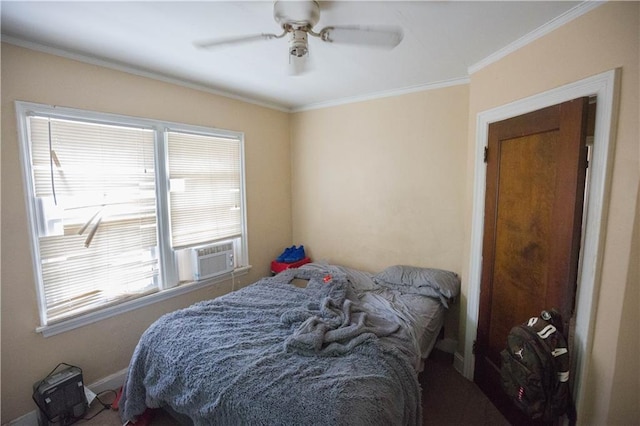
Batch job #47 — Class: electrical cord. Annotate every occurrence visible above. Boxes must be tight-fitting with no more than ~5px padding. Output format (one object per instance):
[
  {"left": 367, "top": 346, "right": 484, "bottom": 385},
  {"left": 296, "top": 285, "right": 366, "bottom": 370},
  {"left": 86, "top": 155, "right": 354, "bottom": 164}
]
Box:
[
  {"left": 81, "top": 389, "right": 118, "bottom": 422},
  {"left": 232, "top": 269, "right": 236, "bottom": 291}
]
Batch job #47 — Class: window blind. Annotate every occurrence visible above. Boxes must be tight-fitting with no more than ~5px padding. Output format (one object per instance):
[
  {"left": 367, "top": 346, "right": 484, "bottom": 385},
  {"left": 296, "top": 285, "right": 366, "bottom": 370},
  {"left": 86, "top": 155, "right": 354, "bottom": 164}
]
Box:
[
  {"left": 28, "top": 116, "right": 159, "bottom": 323},
  {"left": 167, "top": 131, "right": 242, "bottom": 248}
]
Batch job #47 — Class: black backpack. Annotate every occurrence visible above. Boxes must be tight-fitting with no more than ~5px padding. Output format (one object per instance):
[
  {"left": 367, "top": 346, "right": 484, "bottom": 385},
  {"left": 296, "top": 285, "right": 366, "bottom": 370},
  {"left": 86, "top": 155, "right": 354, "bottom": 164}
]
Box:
[{"left": 500, "top": 310, "right": 575, "bottom": 423}]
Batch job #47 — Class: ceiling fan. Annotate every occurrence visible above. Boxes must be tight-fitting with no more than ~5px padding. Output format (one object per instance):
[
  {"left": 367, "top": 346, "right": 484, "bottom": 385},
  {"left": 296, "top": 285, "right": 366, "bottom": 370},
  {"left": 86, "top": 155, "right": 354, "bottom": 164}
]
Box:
[{"left": 194, "top": 1, "right": 404, "bottom": 74}]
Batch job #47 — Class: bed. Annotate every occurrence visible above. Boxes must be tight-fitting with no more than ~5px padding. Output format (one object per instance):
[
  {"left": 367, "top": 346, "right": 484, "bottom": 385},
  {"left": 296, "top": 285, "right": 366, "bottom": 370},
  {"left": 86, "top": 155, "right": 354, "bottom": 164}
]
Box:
[{"left": 120, "top": 262, "right": 460, "bottom": 426}]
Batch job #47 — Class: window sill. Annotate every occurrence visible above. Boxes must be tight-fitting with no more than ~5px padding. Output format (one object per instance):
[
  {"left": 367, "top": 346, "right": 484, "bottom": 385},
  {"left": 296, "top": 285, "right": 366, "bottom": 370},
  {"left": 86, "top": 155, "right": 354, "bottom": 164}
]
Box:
[{"left": 36, "top": 266, "right": 251, "bottom": 337}]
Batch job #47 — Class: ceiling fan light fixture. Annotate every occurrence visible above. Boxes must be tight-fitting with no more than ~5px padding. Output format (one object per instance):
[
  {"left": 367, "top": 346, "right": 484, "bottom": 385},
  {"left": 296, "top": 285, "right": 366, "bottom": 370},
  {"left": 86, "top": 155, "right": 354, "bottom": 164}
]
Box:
[
  {"left": 289, "top": 29, "right": 309, "bottom": 58},
  {"left": 194, "top": 0, "right": 404, "bottom": 73}
]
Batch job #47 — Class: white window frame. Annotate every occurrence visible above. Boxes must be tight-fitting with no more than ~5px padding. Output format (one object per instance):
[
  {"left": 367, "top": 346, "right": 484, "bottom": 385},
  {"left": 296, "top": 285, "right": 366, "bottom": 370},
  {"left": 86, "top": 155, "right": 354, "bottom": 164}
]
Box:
[{"left": 15, "top": 101, "right": 250, "bottom": 337}]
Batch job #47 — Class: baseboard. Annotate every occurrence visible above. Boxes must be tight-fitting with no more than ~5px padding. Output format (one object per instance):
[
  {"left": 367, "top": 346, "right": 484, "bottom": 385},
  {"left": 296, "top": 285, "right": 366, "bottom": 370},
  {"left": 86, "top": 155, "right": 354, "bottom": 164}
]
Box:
[
  {"left": 87, "top": 367, "right": 128, "bottom": 395},
  {"left": 453, "top": 351, "right": 465, "bottom": 375},
  {"left": 8, "top": 368, "right": 128, "bottom": 426},
  {"left": 6, "top": 411, "right": 38, "bottom": 426},
  {"left": 435, "top": 337, "right": 458, "bottom": 354}
]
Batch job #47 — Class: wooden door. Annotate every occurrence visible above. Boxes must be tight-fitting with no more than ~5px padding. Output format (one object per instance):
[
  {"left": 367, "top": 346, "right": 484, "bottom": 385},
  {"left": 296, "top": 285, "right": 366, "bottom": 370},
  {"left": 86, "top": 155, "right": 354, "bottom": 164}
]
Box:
[{"left": 474, "top": 98, "right": 589, "bottom": 424}]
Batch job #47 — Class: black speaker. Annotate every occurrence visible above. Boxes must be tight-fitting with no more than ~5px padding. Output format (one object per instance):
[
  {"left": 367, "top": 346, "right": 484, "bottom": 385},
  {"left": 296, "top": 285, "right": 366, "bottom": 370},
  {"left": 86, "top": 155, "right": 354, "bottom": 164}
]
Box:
[{"left": 33, "top": 365, "right": 88, "bottom": 426}]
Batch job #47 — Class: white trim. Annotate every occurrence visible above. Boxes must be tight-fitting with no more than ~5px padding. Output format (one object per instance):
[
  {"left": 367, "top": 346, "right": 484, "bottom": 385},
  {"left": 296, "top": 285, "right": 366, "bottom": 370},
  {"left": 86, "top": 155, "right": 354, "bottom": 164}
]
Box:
[
  {"left": 468, "top": 1, "right": 605, "bottom": 75},
  {"left": 87, "top": 367, "right": 129, "bottom": 395},
  {"left": 291, "top": 77, "right": 470, "bottom": 113},
  {"left": 36, "top": 266, "right": 250, "bottom": 337},
  {"left": 14, "top": 103, "right": 50, "bottom": 326},
  {"left": 8, "top": 410, "right": 38, "bottom": 426},
  {"left": 464, "top": 69, "right": 620, "bottom": 422},
  {"left": 1, "top": 35, "right": 291, "bottom": 113},
  {"left": 3, "top": 34, "right": 469, "bottom": 114},
  {"left": 453, "top": 351, "right": 465, "bottom": 375}
]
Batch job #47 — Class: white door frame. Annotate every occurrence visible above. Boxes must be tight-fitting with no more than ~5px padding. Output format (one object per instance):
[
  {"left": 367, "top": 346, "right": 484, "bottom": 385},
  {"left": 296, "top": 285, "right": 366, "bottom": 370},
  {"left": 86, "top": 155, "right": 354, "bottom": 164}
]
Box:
[{"left": 463, "top": 69, "right": 620, "bottom": 416}]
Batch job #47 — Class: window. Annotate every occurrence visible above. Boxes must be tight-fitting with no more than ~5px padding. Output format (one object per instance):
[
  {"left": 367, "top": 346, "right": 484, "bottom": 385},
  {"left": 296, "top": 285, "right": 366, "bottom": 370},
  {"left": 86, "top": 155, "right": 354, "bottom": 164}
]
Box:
[
  {"left": 167, "top": 130, "right": 243, "bottom": 248},
  {"left": 16, "top": 102, "right": 249, "bottom": 335}
]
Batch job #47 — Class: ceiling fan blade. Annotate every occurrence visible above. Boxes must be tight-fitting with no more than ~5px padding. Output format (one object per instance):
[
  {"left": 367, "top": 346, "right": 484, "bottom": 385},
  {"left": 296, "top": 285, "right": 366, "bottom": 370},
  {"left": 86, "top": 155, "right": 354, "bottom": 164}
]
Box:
[
  {"left": 319, "top": 25, "right": 404, "bottom": 49},
  {"left": 194, "top": 33, "right": 282, "bottom": 50}
]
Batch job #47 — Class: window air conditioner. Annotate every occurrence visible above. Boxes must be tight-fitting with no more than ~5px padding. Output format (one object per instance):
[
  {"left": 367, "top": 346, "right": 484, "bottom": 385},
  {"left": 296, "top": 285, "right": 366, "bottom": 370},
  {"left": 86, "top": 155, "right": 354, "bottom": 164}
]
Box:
[{"left": 184, "top": 241, "right": 234, "bottom": 281}]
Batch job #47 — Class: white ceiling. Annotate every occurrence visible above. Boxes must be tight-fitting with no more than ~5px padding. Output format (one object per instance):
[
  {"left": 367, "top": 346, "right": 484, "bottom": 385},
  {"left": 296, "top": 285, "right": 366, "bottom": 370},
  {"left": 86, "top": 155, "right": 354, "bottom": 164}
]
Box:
[{"left": 1, "top": 1, "right": 588, "bottom": 111}]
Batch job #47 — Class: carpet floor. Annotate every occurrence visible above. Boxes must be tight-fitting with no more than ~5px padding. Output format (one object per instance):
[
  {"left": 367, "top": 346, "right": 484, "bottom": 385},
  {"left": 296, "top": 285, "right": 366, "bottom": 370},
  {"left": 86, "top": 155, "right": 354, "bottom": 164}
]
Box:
[
  {"left": 83, "top": 350, "right": 509, "bottom": 425},
  {"left": 420, "top": 351, "right": 510, "bottom": 425}
]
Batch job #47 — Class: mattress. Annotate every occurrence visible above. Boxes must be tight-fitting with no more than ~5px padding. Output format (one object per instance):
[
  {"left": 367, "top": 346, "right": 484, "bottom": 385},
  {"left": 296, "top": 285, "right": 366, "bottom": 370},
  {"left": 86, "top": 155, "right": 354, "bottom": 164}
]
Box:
[{"left": 120, "top": 262, "right": 459, "bottom": 426}]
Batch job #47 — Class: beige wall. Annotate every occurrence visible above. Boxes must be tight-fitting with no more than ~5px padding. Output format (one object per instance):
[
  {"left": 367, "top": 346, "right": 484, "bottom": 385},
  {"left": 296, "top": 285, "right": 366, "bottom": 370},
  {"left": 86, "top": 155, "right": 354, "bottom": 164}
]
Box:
[
  {"left": 463, "top": 2, "right": 639, "bottom": 423},
  {"left": 291, "top": 86, "right": 469, "bottom": 273},
  {"left": 290, "top": 84, "right": 469, "bottom": 340},
  {"left": 0, "top": 43, "right": 292, "bottom": 422},
  {"left": 607, "top": 182, "right": 640, "bottom": 425}
]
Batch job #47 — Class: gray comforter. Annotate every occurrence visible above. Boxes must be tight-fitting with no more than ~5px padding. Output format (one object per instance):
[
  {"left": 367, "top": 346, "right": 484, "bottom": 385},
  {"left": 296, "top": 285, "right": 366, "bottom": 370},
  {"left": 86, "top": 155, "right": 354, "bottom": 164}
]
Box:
[{"left": 120, "top": 268, "right": 422, "bottom": 425}]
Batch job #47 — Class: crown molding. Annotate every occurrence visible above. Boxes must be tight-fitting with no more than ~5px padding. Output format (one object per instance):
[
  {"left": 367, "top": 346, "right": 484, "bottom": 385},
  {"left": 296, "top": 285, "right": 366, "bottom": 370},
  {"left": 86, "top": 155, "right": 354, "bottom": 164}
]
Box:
[
  {"left": 468, "top": 1, "right": 605, "bottom": 76},
  {"left": 1, "top": 35, "right": 292, "bottom": 113},
  {"left": 2, "top": 35, "right": 470, "bottom": 114},
  {"left": 291, "top": 77, "right": 470, "bottom": 113}
]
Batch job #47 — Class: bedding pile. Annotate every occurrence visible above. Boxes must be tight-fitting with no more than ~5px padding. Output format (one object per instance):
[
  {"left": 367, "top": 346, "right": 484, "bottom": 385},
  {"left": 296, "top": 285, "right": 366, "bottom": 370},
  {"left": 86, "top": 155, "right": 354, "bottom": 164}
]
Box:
[
  {"left": 120, "top": 267, "right": 426, "bottom": 425},
  {"left": 281, "top": 270, "right": 400, "bottom": 356}
]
